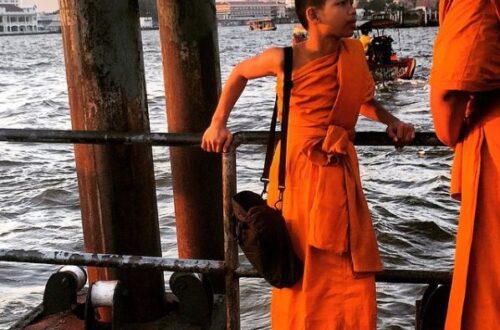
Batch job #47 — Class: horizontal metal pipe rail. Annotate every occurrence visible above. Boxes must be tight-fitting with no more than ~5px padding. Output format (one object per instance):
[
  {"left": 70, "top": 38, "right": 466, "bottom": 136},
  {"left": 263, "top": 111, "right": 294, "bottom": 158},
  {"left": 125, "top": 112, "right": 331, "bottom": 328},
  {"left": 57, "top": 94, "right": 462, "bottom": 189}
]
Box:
[
  {"left": 0, "top": 128, "right": 449, "bottom": 329},
  {"left": 0, "top": 129, "right": 444, "bottom": 146},
  {"left": 0, "top": 128, "right": 202, "bottom": 146},
  {"left": 234, "top": 264, "right": 451, "bottom": 284},
  {"left": 0, "top": 249, "right": 452, "bottom": 284},
  {"left": 0, "top": 249, "right": 226, "bottom": 274}
]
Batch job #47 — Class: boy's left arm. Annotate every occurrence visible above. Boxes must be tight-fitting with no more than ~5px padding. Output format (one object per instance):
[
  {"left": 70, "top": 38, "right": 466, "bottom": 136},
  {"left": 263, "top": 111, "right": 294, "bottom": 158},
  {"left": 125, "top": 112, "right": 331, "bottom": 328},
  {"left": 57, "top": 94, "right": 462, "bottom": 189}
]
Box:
[{"left": 360, "top": 99, "right": 415, "bottom": 147}]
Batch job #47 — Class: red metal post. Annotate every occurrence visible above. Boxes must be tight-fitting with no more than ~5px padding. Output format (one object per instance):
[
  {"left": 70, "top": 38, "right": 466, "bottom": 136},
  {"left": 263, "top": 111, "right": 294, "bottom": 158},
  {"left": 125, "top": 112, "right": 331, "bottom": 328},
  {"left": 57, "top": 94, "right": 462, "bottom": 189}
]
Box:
[
  {"left": 156, "top": 0, "right": 225, "bottom": 293},
  {"left": 59, "top": 0, "right": 166, "bottom": 323}
]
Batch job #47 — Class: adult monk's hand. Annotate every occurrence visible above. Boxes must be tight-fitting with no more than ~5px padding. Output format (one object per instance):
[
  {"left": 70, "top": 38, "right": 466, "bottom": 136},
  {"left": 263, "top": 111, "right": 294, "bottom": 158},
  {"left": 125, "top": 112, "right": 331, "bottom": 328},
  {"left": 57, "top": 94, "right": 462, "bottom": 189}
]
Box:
[
  {"left": 386, "top": 120, "right": 415, "bottom": 149},
  {"left": 201, "top": 124, "right": 233, "bottom": 153}
]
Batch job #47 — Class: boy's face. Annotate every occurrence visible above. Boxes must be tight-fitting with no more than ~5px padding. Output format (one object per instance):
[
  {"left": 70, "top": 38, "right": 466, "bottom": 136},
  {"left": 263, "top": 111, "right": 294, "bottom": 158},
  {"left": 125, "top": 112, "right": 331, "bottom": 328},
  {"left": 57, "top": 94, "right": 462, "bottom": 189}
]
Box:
[{"left": 314, "top": 0, "right": 357, "bottom": 38}]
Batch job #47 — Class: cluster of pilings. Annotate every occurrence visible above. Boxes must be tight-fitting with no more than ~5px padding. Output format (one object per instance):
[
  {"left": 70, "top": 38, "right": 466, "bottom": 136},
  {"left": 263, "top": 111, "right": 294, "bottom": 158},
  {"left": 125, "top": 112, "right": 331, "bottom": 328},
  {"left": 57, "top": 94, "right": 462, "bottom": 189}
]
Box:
[{"left": 39, "top": 0, "right": 223, "bottom": 327}]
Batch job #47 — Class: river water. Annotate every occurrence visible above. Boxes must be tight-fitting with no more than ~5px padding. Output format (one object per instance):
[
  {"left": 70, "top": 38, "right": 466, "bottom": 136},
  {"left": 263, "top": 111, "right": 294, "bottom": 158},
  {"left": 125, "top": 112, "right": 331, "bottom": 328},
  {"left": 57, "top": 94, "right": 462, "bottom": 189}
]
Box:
[{"left": 0, "top": 25, "right": 457, "bottom": 329}]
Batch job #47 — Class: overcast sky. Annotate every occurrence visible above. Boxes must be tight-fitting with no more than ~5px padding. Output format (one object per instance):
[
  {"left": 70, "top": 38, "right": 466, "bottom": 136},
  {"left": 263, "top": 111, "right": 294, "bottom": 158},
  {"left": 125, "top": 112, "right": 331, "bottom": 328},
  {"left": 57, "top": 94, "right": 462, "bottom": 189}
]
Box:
[
  {"left": 22, "top": 0, "right": 58, "bottom": 12},
  {"left": 22, "top": 0, "right": 247, "bottom": 13}
]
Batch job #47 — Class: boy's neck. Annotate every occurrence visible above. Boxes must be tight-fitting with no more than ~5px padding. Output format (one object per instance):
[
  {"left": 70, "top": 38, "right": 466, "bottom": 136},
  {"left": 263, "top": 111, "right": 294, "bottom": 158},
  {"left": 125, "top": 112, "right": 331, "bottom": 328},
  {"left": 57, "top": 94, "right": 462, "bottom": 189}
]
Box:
[{"left": 303, "top": 35, "right": 341, "bottom": 57}]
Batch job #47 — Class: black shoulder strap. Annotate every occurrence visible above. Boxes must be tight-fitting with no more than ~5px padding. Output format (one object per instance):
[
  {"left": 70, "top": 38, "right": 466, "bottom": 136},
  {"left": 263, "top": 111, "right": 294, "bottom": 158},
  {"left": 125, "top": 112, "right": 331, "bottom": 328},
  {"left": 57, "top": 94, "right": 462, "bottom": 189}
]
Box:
[{"left": 261, "top": 46, "right": 293, "bottom": 203}]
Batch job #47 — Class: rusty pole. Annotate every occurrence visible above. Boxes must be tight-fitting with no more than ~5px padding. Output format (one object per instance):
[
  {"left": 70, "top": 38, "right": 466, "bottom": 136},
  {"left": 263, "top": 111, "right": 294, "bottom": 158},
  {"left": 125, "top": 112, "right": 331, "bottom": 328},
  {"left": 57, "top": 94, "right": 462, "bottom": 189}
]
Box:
[
  {"left": 59, "top": 0, "right": 166, "bottom": 323},
  {"left": 156, "top": 1, "right": 225, "bottom": 293}
]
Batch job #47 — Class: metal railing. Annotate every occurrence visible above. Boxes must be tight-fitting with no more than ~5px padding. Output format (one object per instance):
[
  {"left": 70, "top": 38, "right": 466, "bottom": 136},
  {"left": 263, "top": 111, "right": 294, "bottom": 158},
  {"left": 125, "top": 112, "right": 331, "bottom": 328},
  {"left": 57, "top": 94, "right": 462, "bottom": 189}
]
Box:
[{"left": 0, "top": 128, "right": 451, "bottom": 329}]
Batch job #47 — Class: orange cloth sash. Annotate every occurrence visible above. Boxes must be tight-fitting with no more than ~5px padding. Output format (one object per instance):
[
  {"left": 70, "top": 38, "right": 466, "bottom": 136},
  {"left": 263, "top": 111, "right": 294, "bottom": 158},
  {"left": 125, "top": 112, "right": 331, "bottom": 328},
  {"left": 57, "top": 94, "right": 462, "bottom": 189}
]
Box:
[
  {"left": 297, "top": 124, "right": 382, "bottom": 271},
  {"left": 299, "top": 125, "right": 353, "bottom": 254}
]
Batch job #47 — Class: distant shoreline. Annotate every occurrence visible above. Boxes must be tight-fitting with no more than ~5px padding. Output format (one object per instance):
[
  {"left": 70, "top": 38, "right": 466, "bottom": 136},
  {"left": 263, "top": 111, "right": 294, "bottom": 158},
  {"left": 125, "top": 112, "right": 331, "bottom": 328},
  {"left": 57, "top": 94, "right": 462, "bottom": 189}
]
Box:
[
  {"left": 0, "top": 22, "right": 438, "bottom": 38},
  {"left": 0, "top": 31, "right": 60, "bottom": 37}
]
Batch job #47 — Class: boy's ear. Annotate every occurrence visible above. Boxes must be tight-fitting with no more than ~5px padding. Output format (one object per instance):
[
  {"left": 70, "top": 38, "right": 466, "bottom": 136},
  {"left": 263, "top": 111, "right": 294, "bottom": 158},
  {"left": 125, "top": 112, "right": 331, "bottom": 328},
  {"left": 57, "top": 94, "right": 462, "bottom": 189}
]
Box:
[{"left": 305, "top": 7, "right": 319, "bottom": 23}]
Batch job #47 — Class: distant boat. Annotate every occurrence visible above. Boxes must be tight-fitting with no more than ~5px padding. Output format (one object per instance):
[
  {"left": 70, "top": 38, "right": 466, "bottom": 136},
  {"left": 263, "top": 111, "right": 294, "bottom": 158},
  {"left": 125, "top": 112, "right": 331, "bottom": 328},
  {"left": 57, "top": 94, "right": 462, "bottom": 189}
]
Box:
[
  {"left": 357, "top": 19, "right": 417, "bottom": 82},
  {"left": 248, "top": 19, "right": 277, "bottom": 31}
]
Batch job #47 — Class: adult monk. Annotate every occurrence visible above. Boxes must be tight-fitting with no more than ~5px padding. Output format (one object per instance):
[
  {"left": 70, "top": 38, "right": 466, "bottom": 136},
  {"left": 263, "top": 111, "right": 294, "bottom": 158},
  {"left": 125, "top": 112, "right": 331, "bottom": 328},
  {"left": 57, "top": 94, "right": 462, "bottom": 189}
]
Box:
[
  {"left": 430, "top": 0, "right": 500, "bottom": 329},
  {"left": 202, "top": 0, "right": 414, "bottom": 328}
]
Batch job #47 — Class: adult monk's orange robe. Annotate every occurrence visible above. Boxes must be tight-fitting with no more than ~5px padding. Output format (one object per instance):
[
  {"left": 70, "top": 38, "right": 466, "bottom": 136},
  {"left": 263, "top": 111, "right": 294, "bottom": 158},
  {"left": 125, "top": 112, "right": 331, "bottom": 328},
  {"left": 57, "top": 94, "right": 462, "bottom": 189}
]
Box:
[
  {"left": 430, "top": 0, "right": 500, "bottom": 329},
  {"left": 267, "top": 39, "right": 383, "bottom": 329}
]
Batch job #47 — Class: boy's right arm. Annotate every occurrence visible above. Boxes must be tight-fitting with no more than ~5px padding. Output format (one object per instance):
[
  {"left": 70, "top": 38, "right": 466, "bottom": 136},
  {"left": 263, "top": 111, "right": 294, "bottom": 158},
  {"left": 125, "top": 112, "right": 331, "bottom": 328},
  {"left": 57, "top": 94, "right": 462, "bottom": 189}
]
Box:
[{"left": 201, "top": 48, "right": 283, "bottom": 153}]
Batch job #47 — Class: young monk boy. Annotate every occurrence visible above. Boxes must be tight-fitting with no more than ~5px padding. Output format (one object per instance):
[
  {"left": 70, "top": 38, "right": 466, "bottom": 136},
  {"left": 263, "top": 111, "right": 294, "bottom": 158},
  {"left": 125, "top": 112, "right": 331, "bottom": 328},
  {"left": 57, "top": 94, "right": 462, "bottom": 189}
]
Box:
[
  {"left": 203, "top": 0, "right": 415, "bottom": 328},
  {"left": 358, "top": 25, "right": 373, "bottom": 54},
  {"left": 430, "top": 0, "right": 500, "bottom": 329}
]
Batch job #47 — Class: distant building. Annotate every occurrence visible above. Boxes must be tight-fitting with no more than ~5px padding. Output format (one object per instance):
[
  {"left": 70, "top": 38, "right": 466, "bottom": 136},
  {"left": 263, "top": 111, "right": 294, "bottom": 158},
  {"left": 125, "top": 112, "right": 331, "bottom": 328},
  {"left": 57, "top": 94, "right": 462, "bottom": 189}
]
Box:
[
  {"left": 140, "top": 17, "right": 154, "bottom": 29},
  {"left": 393, "top": 0, "right": 416, "bottom": 9},
  {"left": 415, "top": 0, "right": 438, "bottom": 25},
  {"left": 0, "top": 0, "right": 37, "bottom": 34},
  {"left": 415, "top": 0, "right": 438, "bottom": 8},
  {"left": 217, "top": 2, "right": 231, "bottom": 20},
  {"left": 37, "top": 12, "right": 60, "bottom": 32},
  {"left": 216, "top": 1, "right": 287, "bottom": 22}
]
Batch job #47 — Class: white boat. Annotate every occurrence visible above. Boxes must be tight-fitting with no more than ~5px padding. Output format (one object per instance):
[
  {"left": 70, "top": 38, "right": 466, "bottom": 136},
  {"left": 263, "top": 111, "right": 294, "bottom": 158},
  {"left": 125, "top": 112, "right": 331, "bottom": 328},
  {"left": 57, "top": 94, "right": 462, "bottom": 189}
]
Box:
[{"left": 248, "top": 19, "right": 276, "bottom": 31}]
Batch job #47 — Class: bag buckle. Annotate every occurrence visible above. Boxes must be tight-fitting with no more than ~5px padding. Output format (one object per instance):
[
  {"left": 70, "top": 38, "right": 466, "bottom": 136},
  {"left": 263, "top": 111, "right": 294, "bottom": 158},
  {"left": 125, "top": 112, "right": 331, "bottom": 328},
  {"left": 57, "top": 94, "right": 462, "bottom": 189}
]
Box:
[{"left": 274, "top": 185, "right": 285, "bottom": 210}]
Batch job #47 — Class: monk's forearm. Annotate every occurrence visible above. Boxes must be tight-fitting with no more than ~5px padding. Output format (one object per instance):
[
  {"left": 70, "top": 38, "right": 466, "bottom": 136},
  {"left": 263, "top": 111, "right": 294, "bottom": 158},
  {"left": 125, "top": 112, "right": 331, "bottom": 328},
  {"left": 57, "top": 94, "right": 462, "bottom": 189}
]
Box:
[
  {"left": 360, "top": 99, "right": 400, "bottom": 126},
  {"left": 211, "top": 70, "right": 248, "bottom": 126},
  {"left": 430, "top": 87, "right": 469, "bottom": 147}
]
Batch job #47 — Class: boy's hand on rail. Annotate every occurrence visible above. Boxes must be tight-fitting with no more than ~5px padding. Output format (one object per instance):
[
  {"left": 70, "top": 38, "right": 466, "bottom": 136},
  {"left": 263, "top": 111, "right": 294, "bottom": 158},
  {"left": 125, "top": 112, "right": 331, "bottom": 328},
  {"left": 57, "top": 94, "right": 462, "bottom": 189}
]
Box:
[
  {"left": 201, "top": 124, "right": 233, "bottom": 153},
  {"left": 386, "top": 120, "right": 415, "bottom": 149}
]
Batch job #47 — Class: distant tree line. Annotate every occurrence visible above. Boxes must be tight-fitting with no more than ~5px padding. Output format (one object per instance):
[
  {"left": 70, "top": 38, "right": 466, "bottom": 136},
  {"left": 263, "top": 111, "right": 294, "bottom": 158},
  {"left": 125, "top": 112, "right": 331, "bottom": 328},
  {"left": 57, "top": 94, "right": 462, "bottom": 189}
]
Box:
[
  {"left": 357, "top": 0, "right": 389, "bottom": 12},
  {"left": 357, "top": 0, "right": 406, "bottom": 12}
]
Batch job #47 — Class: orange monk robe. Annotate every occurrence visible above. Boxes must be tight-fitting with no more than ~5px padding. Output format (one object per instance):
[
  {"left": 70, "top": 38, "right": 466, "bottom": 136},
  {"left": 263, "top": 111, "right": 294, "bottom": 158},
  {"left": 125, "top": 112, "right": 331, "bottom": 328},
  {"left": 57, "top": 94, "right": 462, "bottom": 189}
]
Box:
[
  {"left": 267, "top": 39, "right": 382, "bottom": 329},
  {"left": 430, "top": 0, "right": 500, "bottom": 329}
]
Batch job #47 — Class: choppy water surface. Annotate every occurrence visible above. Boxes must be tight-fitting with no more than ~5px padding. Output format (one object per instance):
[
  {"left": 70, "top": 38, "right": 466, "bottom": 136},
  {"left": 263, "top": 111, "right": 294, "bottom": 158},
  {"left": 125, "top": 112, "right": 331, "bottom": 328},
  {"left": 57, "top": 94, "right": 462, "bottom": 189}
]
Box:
[{"left": 0, "top": 26, "right": 457, "bottom": 329}]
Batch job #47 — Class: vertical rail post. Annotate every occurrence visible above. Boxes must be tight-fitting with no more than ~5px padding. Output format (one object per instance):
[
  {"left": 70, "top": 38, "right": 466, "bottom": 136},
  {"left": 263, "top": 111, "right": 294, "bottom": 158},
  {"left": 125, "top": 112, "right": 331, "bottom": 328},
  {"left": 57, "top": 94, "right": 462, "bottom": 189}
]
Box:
[
  {"left": 59, "top": 0, "right": 166, "bottom": 323},
  {"left": 156, "top": 0, "right": 225, "bottom": 292},
  {"left": 223, "top": 147, "right": 240, "bottom": 330}
]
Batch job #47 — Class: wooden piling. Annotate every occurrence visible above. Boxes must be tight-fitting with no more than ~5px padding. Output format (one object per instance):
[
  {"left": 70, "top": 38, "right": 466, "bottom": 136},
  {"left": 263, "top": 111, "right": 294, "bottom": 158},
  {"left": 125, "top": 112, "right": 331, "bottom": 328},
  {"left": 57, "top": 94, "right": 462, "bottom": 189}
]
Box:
[
  {"left": 59, "top": 0, "right": 166, "bottom": 323},
  {"left": 157, "top": 0, "right": 225, "bottom": 293}
]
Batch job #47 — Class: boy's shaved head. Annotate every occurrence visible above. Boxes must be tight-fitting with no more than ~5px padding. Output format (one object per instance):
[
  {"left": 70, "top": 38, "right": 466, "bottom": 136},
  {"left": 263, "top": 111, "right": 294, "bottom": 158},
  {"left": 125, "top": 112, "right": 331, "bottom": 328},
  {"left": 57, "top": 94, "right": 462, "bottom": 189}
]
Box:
[{"left": 295, "top": 0, "right": 326, "bottom": 29}]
